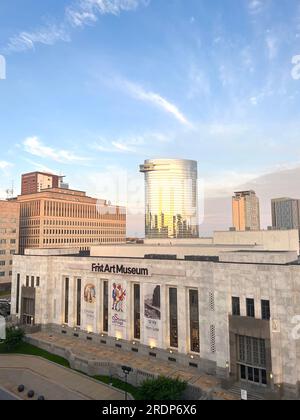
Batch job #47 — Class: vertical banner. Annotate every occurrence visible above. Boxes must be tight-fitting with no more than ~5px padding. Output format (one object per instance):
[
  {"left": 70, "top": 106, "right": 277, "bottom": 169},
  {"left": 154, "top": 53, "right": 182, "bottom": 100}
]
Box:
[
  {"left": 144, "top": 284, "right": 162, "bottom": 348},
  {"left": 110, "top": 281, "right": 127, "bottom": 340},
  {"left": 83, "top": 283, "right": 97, "bottom": 333}
]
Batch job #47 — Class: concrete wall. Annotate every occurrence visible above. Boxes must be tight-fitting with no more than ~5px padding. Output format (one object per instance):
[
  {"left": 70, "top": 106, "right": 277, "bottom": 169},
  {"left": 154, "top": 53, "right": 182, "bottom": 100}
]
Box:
[
  {"left": 214, "top": 229, "right": 299, "bottom": 254},
  {"left": 219, "top": 251, "right": 298, "bottom": 265},
  {"left": 90, "top": 244, "right": 259, "bottom": 259}
]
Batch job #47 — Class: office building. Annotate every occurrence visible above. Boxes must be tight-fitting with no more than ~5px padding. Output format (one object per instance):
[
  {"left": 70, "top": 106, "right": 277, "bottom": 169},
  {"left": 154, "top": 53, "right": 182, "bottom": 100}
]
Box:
[
  {"left": 140, "top": 159, "right": 199, "bottom": 239},
  {"left": 271, "top": 198, "right": 300, "bottom": 231},
  {"left": 10, "top": 233, "right": 300, "bottom": 399},
  {"left": 0, "top": 200, "right": 20, "bottom": 291},
  {"left": 21, "top": 171, "right": 66, "bottom": 195},
  {"left": 232, "top": 190, "right": 260, "bottom": 231},
  {"left": 17, "top": 187, "right": 126, "bottom": 254}
]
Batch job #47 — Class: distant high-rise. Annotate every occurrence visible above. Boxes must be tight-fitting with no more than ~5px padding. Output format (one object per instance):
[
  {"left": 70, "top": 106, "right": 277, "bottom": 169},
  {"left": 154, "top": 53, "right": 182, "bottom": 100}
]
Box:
[
  {"left": 0, "top": 200, "right": 20, "bottom": 291},
  {"left": 271, "top": 198, "right": 300, "bottom": 231},
  {"left": 232, "top": 190, "right": 260, "bottom": 231},
  {"left": 140, "top": 159, "right": 199, "bottom": 239},
  {"left": 17, "top": 187, "right": 126, "bottom": 255},
  {"left": 21, "top": 171, "right": 66, "bottom": 195}
]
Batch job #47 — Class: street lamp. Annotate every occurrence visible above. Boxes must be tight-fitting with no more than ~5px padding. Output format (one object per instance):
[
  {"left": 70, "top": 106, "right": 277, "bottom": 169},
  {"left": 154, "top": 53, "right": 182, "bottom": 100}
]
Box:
[{"left": 122, "top": 365, "right": 132, "bottom": 401}]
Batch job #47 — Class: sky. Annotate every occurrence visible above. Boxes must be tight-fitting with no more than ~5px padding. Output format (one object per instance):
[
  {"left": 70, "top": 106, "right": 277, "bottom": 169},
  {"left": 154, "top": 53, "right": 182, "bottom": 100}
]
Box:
[{"left": 1, "top": 0, "right": 300, "bottom": 236}]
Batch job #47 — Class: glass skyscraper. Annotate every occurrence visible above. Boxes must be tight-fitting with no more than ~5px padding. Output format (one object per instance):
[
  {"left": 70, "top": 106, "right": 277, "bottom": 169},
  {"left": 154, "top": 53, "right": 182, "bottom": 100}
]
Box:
[{"left": 140, "top": 159, "right": 199, "bottom": 239}]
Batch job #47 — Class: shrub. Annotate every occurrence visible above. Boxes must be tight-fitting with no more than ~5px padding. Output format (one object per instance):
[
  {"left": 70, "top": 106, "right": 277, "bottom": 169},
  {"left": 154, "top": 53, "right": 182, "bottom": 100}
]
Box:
[
  {"left": 3, "top": 327, "right": 25, "bottom": 351},
  {"left": 138, "top": 376, "right": 187, "bottom": 401}
]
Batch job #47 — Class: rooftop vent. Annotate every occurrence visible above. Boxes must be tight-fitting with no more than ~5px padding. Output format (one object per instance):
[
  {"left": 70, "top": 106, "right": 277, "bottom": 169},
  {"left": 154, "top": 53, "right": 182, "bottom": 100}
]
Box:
[
  {"left": 185, "top": 256, "right": 219, "bottom": 262},
  {"left": 144, "top": 254, "right": 177, "bottom": 260}
]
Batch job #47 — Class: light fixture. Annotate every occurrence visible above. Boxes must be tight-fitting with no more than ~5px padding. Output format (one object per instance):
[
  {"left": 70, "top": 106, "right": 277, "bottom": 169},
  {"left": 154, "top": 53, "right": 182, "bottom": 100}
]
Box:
[
  {"left": 169, "top": 350, "right": 173, "bottom": 354},
  {"left": 270, "top": 373, "right": 274, "bottom": 380},
  {"left": 190, "top": 355, "right": 194, "bottom": 360}
]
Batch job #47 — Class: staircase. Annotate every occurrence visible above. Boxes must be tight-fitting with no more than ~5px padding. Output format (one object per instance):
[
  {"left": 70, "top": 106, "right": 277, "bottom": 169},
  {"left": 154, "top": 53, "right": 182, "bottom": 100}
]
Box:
[{"left": 227, "top": 385, "right": 265, "bottom": 401}]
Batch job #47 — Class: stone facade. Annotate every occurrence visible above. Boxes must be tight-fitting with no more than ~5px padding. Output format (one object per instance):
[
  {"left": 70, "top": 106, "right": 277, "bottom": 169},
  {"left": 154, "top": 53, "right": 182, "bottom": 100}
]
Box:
[
  {"left": 0, "top": 200, "right": 20, "bottom": 290},
  {"left": 10, "top": 249, "right": 300, "bottom": 398}
]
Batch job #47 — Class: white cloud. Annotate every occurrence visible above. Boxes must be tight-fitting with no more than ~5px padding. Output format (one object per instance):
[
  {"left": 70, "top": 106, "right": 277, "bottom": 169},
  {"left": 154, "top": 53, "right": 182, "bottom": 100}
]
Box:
[
  {"left": 120, "top": 79, "right": 192, "bottom": 126},
  {"left": 266, "top": 34, "right": 278, "bottom": 60},
  {"left": 7, "top": 24, "right": 71, "bottom": 53},
  {"left": 188, "top": 64, "right": 211, "bottom": 99},
  {"left": 23, "top": 136, "right": 90, "bottom": 163},
  {"left": 6, "top": 0, "right": 150, "bottom": 52},
  {"left": 92, "top": 131, "right": 171, "bottom": 154},
  {"left": 0, "top": 161, "right": 13, "bottom": 176},
  {"left": 66, "top": 0, "right": 149, "bottom": 27},
  {"left": 248, "top": 0, "right": 264, "bottom": 15}
]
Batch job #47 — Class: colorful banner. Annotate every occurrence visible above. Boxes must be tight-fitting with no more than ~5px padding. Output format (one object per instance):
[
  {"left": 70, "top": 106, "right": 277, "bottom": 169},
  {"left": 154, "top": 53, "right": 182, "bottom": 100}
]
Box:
[
  {"left": 111, "top": 281, "right": 127, "bottom": 338},
  {"left": 83, "top": 283, "right": 96, "bottom": 333}
]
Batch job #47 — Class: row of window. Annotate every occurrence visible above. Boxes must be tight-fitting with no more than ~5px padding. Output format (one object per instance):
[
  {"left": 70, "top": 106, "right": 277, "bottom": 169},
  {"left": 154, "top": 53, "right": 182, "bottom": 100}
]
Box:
[
  {"left": 43, "top": 237, "right": 124, "bottom": 245},
  {"left": 25, "top": 275, "right": 40, "bottom": 288},
  {"left": 43, "top": 220, "right": 125, "bottom": 227},
  {"left": 0, "top": 260, "right": 13, "bottom": 266},
  {"left": 0, "top": 239, "right": 16, "bottom": 245},
  {"left": 0, "top": 249, "right": 16, "bottom": 255},
  {"left": 0, "top": 228, "right": 17, "bottom": 234},
  {"left": 0, "top": 271, "right": 12, "bottom": 277},
  {"left": 43, "top": 229, "right": 125, "bottom": 235},
  {"left": 232, "top": 297, "right": 271, "bottom": 320},
  {"left": 43, "top": 201, "right": 125, "bottom": 220}
]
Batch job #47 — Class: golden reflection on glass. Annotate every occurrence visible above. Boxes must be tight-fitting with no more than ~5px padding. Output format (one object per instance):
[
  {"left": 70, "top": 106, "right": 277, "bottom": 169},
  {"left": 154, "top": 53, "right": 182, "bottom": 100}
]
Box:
[{"left": 140, "top": 159, "right": 199, "bottom": 239}]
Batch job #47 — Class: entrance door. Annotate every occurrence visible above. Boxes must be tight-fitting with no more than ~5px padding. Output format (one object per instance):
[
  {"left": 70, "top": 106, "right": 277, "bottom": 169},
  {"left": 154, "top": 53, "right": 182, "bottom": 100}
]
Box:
[
  {"left": 21, "top": 297, "right": 35, "bottom": 326},
  {"left": 239, "top": 364, "right": 268, "bottom": 386}
]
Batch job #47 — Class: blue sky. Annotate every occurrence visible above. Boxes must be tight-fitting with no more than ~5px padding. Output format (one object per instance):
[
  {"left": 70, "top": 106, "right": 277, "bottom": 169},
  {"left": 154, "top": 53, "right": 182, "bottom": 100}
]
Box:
[{"left": 1, "top": 0, "right": 300, "bottom": 235}]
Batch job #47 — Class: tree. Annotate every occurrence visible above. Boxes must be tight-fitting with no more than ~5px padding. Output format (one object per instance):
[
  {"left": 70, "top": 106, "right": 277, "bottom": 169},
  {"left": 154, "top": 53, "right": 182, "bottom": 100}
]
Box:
[
  {"left": 138, "top": 376, "right": 187, "bottom": 401},
  {"left": 4, "top": 327, "right": 24, "bottom": 351}
]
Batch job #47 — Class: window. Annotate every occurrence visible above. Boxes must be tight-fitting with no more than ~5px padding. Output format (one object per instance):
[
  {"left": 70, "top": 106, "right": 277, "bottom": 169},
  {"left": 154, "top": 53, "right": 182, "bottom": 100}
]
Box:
[
  {"left": 169, "top": 288, "right": 178, "bottom": 348},
  {"left": 0, "top": 272, "right": 5, "bottom": 277},
  {"left": 76, "top": 279, "right": 81, "bottom": 326},
  {"left": 0, "top": 250, "right": 5, "bottom": 255},
  {"left": 0, "top": 261, "right": 5, "bottom": 266},
  {"left": 238, "top": 336, "right": 267, "bottom": 367},
  {"left": 36, "top": 277, "right": 40, "bottom": 287},
  {"left": 189, "top": 290, "right": 200, "bottom": 353},
  {"left": 246, "top": 298, "right": 255, "bottom": 318},
  {"left": 103, "top": 281, "right": 108, "bottom": 333},
  {"left": 134, "top": 284, "right": 140, "bottom": 340},
  {"left": 238, "top": 335, "right": 268, "bottom": 386},
  {"left": 261, "top": 300, "right": 271, "bottom": 321},
  {"left": 232, "top": 297, "right": 240, "bottom": 316},
  {"left": 16, "top": 274, "right": 20, "bottom": 314},
  {"left": 31, "top": 276, "right": 35, "bottom": 288},
  {"left": 26, "top": 276, "right": 29, "bottom": 287},
  {"left": 64, "top": 278, "right": 69, "bottom": 324}
]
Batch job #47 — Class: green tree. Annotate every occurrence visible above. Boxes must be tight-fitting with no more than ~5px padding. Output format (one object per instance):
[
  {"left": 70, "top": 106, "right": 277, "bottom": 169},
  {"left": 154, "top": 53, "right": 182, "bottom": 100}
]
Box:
[
  {"left": 138, "top": 376, "right": 187, "bottom": 401},
  {"left": 4, "top": 327, "right": 25, "bottom": 351}
]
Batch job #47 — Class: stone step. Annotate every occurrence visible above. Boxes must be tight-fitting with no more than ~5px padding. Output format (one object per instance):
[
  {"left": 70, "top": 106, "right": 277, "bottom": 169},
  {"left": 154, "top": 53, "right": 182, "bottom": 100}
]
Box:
[{"left": 228, "top": 385, "right": 264, "bottom": 401}]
